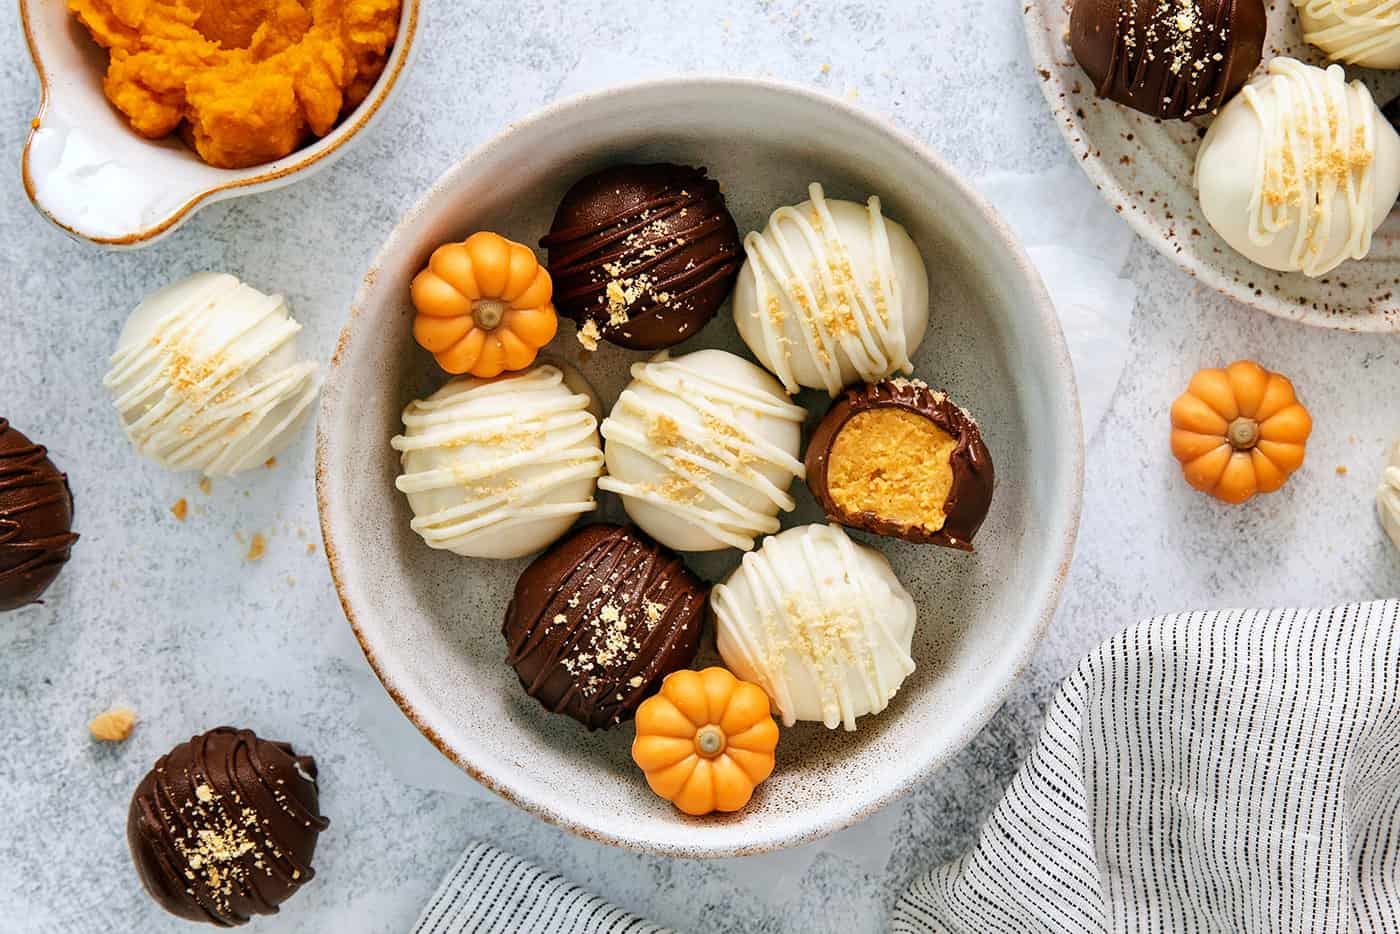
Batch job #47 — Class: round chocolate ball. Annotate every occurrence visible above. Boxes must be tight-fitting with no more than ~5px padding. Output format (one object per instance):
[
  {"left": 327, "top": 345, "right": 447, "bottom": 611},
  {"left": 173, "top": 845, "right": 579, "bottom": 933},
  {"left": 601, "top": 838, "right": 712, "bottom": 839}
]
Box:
[
  {"left": 541, "top": 163, "right": 741, "bottom": 350},
  {"left": 0, "top": 418, "right": 78, "bottom": 611},
  {"left": 503, "top": 523, "right": 707, "bottom": 730},
  {"left": 805, "top": 379, "right": 994, "bottom": 551},
  {"left": 127, "top": 727, "right": 328, "bottom": 927},
  {"left": 1069, "top": 0, "right": 1266, "bottom": 120}
]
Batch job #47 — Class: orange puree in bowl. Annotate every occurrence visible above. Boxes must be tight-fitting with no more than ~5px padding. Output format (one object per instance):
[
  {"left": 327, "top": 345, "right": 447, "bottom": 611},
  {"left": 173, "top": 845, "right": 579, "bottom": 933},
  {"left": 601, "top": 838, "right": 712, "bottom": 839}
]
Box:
[{"left": 68, "top": 0, "right": 402, "bottom": 169}]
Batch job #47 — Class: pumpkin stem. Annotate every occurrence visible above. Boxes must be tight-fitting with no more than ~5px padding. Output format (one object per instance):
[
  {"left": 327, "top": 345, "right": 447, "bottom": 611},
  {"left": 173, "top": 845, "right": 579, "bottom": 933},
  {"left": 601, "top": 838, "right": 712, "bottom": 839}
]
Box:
[
  {"left": 473, "top": 299, "right": 506, "bottom": 330},
  {"left": 1227, "top": 417, "right": 1260, "bottom": 451},
  {"left": 694, "top": 725, "right": 726, "bottom": 758}
]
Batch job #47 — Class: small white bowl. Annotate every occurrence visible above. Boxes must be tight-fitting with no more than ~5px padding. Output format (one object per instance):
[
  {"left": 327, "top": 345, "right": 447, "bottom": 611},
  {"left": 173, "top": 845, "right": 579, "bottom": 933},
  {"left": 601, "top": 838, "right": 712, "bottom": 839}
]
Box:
[
  {"left": 317, "top": 77, "right": 1084, "bottom": 857},
  {"left": 20, "top": 0, "right": 420, "bottom": 248}
]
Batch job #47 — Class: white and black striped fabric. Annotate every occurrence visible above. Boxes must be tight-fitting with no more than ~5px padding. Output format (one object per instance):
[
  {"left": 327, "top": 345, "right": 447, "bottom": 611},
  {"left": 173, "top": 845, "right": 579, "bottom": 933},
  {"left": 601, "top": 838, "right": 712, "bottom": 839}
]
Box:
[
  {"left": 893, "top": 601, "right": 1400, "bottom": 934},
  {"left": 413, "top": 840, "right": 671, "bottom": 934}
]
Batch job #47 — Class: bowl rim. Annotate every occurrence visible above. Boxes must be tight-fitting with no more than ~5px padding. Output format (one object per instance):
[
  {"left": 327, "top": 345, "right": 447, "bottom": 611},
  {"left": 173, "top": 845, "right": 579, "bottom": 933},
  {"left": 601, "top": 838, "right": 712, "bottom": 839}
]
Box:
[
  {"left": 316, "top": 74, "right": 1085, "bottom": 857},
  {"left": 1020, "top": 0, "right": 1399, "bottom": 333},
  {"left": 18, "top": 0, "right": 421, "bottom": 248}
]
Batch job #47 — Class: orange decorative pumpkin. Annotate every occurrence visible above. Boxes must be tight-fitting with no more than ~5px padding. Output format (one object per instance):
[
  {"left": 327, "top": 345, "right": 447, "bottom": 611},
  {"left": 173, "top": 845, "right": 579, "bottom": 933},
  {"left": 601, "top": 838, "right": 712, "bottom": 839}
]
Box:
[
  {"left": 411, "top": 232, "right": 558, "bottom": 377},
  {"left": 1170, "top": 360, "right": 1312, "bottom": 504},
  {"left": 631, "top": 667, "right": 779, "bottom": 816}
]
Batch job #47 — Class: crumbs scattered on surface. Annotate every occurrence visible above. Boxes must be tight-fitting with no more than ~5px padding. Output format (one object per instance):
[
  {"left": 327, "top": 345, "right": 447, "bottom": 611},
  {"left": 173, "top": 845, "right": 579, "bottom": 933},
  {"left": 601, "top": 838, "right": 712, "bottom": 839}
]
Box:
[
  {"left": 820, "top": 63, "right": 830, "bottom": 74},
  {"left": 171, "top": 498, "right": 188, "bottom": 521},
  {"left": 1337, "top": 465, "right": 1348, "bottom": 476},
  {"left": 305, "top": 543, "right": 318, "bottom": 555},
  {"left": 89, "top": 707, "right": 137, "bottom": 742},
  {"left": 265, "top": 457, "right": 277, "bottom": 469},
  {"left": 199, "top": 477, "right": 212, "bottom": 495},
  {"left": 246, "top": 534, "right": 267, "bottom": 561}
]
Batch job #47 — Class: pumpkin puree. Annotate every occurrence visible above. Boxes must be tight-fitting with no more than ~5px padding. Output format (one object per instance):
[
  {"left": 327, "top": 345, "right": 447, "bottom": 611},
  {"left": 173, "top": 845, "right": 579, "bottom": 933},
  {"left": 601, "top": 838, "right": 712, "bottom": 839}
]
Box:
[
  {"left": 827, "top": 409, "right": 958, "bottom": 532},
  {"left": 68, "top": 0, "right": 401, "bottom": 169}
]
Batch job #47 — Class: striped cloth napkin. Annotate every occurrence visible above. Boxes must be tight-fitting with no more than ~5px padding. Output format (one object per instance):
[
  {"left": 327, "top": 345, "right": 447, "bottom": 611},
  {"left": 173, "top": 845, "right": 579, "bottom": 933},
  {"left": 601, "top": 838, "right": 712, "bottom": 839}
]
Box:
[{"left": 417, "top": 602, "right": 1400, "bottom": 934}]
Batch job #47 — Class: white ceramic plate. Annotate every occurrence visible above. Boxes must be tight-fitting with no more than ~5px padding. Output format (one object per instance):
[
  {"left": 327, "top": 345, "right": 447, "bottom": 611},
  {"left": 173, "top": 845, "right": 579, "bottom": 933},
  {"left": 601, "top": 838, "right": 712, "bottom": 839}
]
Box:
[
  {"left": 316, "top": 77, "right": 1084, "bottom": 857},
  {"left": 1024, "top": 1, "right": 1400, "bottom": 330},
  {"left": 20, "top": 0, "right": 420, "bottom": 247}
]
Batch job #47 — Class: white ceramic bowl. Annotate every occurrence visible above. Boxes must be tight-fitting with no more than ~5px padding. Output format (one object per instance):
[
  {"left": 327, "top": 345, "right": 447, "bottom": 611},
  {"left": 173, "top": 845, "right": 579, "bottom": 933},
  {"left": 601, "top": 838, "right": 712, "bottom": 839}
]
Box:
[
  {"left": 1024, "top": 1, "right": 1400, "bottom": 331},
  {"left": 20, "top": 0, "right": 420, "bottom": 248},
  {"left": 317, "top": 77, "right": 1084, "bottom": 857}
]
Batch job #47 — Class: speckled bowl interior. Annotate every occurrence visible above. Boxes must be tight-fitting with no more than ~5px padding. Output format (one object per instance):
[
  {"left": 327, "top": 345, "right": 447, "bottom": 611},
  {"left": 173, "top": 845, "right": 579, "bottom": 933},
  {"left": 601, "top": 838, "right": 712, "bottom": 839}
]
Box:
[
  {"left": 1025, "top": 1, "right": 1400, "bottom": 330},
  {"left": 317, "top": 77, "right": 1083, "bottom": 857}
]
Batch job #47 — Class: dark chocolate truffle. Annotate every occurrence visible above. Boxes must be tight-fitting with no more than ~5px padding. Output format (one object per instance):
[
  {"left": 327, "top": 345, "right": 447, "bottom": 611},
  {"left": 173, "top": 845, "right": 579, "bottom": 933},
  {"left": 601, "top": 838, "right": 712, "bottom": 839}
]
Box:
[
  {"left": 503, "top": 523, "right": 707, "bottom": 729},
  {"left": 0, "top": 418, "right": 78, "bottom": 611},
  {"left": 541, "top": 164, "right": 741, "bottom": 350},
  {"left": 127, "top": 727, "right": 328, "bottom": 927},
  {"left": 805, "top": 379, "right": 994, "bottom": 551},
  {"left": 1069, "top": 0, "right": 1266, "bottom": 120}
]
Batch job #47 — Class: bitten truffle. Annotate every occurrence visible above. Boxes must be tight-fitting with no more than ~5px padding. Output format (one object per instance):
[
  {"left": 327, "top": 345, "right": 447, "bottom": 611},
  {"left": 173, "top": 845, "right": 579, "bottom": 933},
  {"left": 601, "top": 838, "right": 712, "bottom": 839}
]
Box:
[
  {"left": 541, "top": 164, "right": 741, "bottom": 350},
  {"left": 0, "top": 418, "right": 78, "bottom": 611},
  {"left": 805, "top": 379, "right": 993, "bottom": 551},
  {"left": 127, "top": 727, "right": 328, "bottom": 927},
  {"left": 502, "top": 524, "right": 707, "bottom": 729},
  {"left": 1069, "top": 0, "right": 1266, "bottom": 119}
]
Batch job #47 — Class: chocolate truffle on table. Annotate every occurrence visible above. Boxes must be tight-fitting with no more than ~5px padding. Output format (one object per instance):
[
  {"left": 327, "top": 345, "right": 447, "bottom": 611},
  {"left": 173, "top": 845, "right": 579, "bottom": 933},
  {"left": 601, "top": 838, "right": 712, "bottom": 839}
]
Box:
[
  {"left": 733, "top": 182, "right": 930, "bottom": 397},
  {"left": 127, "top": 727, "right": 327, "bottom": 927},
  {"left": 1069, "top": 0, "right": 1267, "bottom": 120},
  {"left": 503, "top": 524, "right": 707, "bottom": 730},
  {"left": 391, "top": 363, "right": 605, "bottom": 560},
  {"left": 712, "top": 524, "right": 917, "bottom": 731},
  {"left": 0, "top": 419, "right": 78, "bottom": 611},
  {"left": 1195, "top": 58, "right": 1400, "bottom": 277},
  {"left": 599, "top": 349, "right": 808, "bottom": 553},
  {"left": 1295, "top": 1, "right": 1400, "bottom": 69},
  {"left": 805, "top": 378, "right": 993, "bottom": 551},
  {"left": 541, "top": 163, "right": 742, "bottom": 350}
]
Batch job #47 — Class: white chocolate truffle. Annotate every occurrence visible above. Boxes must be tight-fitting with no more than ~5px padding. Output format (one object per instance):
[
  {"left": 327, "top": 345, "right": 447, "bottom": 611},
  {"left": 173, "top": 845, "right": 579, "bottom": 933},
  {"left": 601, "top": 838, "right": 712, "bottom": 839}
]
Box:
[
  {"left": 712, "top": 524, "right": 917, "bottom": 731},
  {"left": 1195, "top": 58, "right": 1400, "bottom": 277},
  {"left": 733, "top": 182, "right": 930, "bottom": 396},
  {"left": 1296, "top": 1, "right": 1400, "bottom": 69},
  {"left": 103, "top": 272, "right": 318, "bottom": 476},
  {"left": 1377, "top": 437, "right": 1400, "bottom": 553},
  {"left": 598, "top": 349, "right": 807, "bottom": 552},
  {"left": 391, "top": 364, "right": 604, "bottom": 560}
]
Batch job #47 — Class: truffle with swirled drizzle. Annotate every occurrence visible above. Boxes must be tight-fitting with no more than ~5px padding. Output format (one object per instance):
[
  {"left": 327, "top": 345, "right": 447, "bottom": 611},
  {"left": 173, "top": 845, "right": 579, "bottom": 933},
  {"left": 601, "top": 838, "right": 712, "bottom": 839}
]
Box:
[
  {"left": 0, "top": 419, "right": 78, "bottom": 611},
  {"left": 502, "top": 524, "right": 707, "bottom": 730},
  {"left": 1069, "top": 0, "right": 1267, "bottom": 119},
  {"left": 127, "top": 727, "right": 328, "bottom": 927},
  {"left": 541, "top": 164, "right": 741, "bottom": 350}
]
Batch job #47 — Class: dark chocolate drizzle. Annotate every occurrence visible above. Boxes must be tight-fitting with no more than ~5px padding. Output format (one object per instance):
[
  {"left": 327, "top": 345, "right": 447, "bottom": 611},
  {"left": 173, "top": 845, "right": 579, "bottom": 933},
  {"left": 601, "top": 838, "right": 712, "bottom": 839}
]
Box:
[
  {"left": 805, "top": 379, "right": 995, "bottom": 552},
  {"left": 1069, "top": 0, "right": 1266, "bottom": 120},
  {"left": 0, "top": 418, "right": 78, "bottom": 611},
  {"left": 502, "top": 524, "right": 706, "bottom": 730},
  {"left": 127, "top": 727, "right": 328, "bottom": 928},
  {"left": 541, "top": 164, "right": 741, "bottom": 350}
]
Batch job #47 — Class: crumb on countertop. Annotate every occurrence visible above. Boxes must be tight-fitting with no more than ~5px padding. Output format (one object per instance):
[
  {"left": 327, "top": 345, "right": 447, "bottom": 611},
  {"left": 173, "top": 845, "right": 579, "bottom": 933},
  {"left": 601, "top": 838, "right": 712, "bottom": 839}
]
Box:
[
  {"left": 199, "top": 477, "right": 212, "bottom": 495},
  {"left": 89, "top": 707, "right": 137, "bottom": 742},
  {"left": 246, "top": 533, "right": 267, "bottom": 561},
  {"left": 171, "top": 498, "right": 188, "bottom": 521},
  {"left": 1336, "top": 465, "right": 1348, "bottom": 476}
]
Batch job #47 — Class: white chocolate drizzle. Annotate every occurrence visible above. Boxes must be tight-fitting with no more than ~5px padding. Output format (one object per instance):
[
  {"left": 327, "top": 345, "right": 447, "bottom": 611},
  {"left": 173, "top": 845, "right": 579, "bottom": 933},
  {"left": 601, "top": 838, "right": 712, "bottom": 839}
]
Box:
[
  {"left": 741, "top": 182, "right": 911, "bottom": 396},
  {"left": 598, "top": 353, "right": 807, "bottom": 551},
  {"left": 1296, "top": 1, "right": 1400, "bottom": 66},
  {"left": 713, "top": 524, "right": 916, "bottom": 731},
  {"left": 103, "top": 273, "right": 318, "bottom": 476},
  {"left": 392, "top": 366, "right": 603, "bottom": 552},
  {"left": 1221, "top": 59, "right": 1381, "bottom": 277}
]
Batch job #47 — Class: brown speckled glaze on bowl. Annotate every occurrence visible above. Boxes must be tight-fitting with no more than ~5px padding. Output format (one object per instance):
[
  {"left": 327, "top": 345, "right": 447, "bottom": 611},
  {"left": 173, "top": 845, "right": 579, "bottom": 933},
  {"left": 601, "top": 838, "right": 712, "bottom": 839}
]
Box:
[
  {"left": 1025, "top": 1, "right": 1400, "bottom": 331},
  {"left": 315, "top": 77, "right": 1083, "bottom": 857}
]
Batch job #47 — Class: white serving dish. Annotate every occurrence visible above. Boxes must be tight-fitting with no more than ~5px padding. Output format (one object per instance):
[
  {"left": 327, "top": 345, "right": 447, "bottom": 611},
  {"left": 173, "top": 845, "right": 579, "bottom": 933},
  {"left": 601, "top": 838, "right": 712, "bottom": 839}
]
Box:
[
  {"left": 20, "top": 0, "right": 420, "bottom": 248},
  {"left": 316, "top": 77, "right": 1084, "bottom": 857},
  {"left": 1024, "top": 1, "right": 1400, "bottom": 331}
]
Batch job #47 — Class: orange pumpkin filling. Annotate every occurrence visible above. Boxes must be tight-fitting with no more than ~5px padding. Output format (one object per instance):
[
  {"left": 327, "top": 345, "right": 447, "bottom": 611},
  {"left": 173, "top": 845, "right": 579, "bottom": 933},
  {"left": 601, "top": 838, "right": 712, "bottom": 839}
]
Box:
[
  {"left": 826, "top": 409, "right": 958, "bottom": 532},
  {"left": 68, "top": 0, "right": 402, "bottom": 169}
]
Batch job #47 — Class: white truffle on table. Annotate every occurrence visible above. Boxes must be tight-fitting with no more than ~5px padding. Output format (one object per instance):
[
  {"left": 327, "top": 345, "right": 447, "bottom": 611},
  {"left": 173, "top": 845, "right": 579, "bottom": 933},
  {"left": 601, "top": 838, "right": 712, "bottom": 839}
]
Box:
[
  {"left": 733, "top": 182, "right": 930, "bottom": 397},
  {"left": 1195, "top": 58, "right": 1400, "bottom": 278},
  {"left": 391, "top": 363, "right": 604, "bottom": 560},
  {"left": 598, "top": 349, "right": 807, "bottom": 553},
  {"left": 103, "top": 272, "right": 319, "bottom": 476},
  {"left": 1295, "top": 1, "right": 1400, "bottom": 70},
  {"left": 712, "top": 524, "right": 917, "bottom": 731}
]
